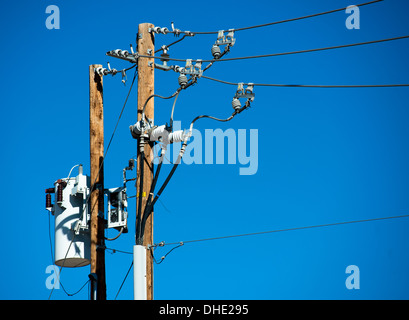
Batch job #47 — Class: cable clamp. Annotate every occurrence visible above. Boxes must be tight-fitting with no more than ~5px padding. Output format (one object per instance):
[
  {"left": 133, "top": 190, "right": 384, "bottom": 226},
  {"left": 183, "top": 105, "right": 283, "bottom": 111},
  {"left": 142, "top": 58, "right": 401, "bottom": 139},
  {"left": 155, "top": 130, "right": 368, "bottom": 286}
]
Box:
[
  {"left": 234, "top": 82, "right": 255, "bottom": 101},
  {"left": 121, "top": 69, "right": 127, "bottom": 85},
  {"left": 178, "top": 59, "right": 203, "bottom": 77},
  {"left": 215, "top": 30, "right": 236, "bottom": 47},
  {"left": 171, "top": 22, "right": 181, "bottom": 36}
]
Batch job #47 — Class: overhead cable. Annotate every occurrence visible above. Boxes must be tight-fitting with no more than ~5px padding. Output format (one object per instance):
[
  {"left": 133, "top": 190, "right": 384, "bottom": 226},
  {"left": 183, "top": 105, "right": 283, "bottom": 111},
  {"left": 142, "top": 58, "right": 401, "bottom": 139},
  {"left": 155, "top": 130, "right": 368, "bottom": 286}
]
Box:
[
  {"left": 162, "top": 0, "right": 383, "bottom": 35},
  {"left": 201, "top": 75, "right": 409, "bottom": 88},
  {"left": 138, "top": 35, "right": 409, "bottom": 63},
  {"left": 114, "top": 260, "right": 133, "bottom": 300},
  {"left": 157, "top": 213, "right": 409, "bottom": 247}
]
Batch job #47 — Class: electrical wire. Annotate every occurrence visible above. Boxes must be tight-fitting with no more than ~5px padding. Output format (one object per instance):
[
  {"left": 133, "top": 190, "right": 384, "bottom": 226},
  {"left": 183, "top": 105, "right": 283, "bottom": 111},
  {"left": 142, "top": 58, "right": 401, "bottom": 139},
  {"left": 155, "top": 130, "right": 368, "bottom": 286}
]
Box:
[
  {"left": 189, "top": 113, "right": 237, "bottom": 131},
  {"left": 155, "top": 34, "right": 188, "bottom": 53},
  {"left": 105, "top": 227, "right": 125, "bottom": 241},
  {"left": 149, "top": 243, "right": 184, "bottom": 264},
  {"left": 141, "top": 90, "right": 181, "bottom": 122},
  {"left": 114, "top": 260, "right": 133, "bottom": 300},
  {"left": 99, "top": 63, "right": 137, "bottom": 77},
  {"left": 168, "top": 0, "right": 383, "bottom": 35},
  {"left": 63, "top": 279, "right": 91, "bottom": 297},
  {"left": 122, "top": 63, "right": 137, "bottom": 73},
  {"left": 135, "top": 77, "right": 203, "bottom": 243},
  {"left": 138, "top": 35, "right": 409, "bottom": 63},
  {"left": 188, "top": 101, "right": 251, "bottom": 133},
  {"left": 202, "top": 44, "right": 232, "bottom": 73},
  {"left": 158, "top": 213, "right": 409, "bottom": 247},
  {"left": 105, "top": 247, "right": 133, "bottom": 255},
  {"left": 136, "top": 140, "right": 145, "bottom": 245},
  {"left": 201, "top": 75, "right": 409, "bottom": 88},
  {"left": 139, "top": 142, "right": 188, "bottom": 238},
  {"left": 142, "top": 149, "right": 165, "bottom": 226},
  {"left": 66, "top": 164, "right": 80, "bottom": 180},
  {"left": 169, "top": 92, "right": 180, "bottom": 128}
]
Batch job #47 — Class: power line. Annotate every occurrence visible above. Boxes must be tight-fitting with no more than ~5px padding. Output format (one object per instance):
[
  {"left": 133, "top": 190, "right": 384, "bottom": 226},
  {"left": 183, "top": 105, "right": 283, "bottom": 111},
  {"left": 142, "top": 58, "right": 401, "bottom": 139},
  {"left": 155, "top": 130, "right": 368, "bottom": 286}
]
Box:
[
  {"left": 114, "top": 260, "right": 133, "bottom": 300},
  {"left": 150, "top": 243, "right": 184, "bottom": 264},
  {"left": 201, "top": 75, "right": 409, "bottom": 88},
  {"left": 166, "top": 0, "right": 383, "bottom": 35},
  {"left": 158, "top": 213, "right": 409, "bottom": 247},
  {"left": 138, "top": 35, "right": 409, "bottom": 63},
  {"left": 155, "top": 34, "right": 188, "bottom": 53},
  {"left": 63, "top": 279, "right": 90, "bottom": 297},
  {"left": 105, "top": 247, "right": 133, "bottom": 255}
]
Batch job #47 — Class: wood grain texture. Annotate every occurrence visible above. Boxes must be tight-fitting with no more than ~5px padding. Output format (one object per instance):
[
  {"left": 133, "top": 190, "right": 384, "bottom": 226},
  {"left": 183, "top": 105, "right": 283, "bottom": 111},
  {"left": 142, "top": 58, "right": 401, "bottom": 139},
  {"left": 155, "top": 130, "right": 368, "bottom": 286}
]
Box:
[
  {"left": 89, "top": 64, "right": 106, "bottom": 300},
  {"left": 136, "top": 23, "right": 155, "bottom": 300}
]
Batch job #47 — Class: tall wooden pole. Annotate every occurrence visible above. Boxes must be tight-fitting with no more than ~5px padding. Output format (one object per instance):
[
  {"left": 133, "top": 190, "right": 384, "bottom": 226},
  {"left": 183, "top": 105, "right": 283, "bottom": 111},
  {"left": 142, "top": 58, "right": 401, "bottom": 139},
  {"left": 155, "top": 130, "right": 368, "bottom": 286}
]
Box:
[
  {"left": 89, "top": 64, "right": 106, "bottom": 300},
  {"left": 136, "top": 23, "right": 155, "bottom": 300}
]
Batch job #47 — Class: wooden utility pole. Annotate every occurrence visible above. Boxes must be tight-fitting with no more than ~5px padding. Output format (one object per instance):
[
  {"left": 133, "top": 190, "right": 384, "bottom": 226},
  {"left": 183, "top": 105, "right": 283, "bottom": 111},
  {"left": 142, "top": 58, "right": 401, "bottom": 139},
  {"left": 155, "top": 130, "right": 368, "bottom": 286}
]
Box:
[
  {"left": 136, "top": 23, "right": 155, "bottom": 300},
  {"left": 89, "top": 64, "right": 106, "bottom": 300}
]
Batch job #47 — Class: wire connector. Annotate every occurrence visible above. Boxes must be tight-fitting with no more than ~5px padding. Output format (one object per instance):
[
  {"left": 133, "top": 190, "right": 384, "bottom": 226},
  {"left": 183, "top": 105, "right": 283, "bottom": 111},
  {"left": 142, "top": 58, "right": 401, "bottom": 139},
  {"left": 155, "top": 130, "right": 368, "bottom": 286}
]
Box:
[
  {"left": 176, "top": 59, "right": 203, "bottom": 77},
  {"left": 169, "top": 22, "right": 194, "bottom": 37},
  {"left": 215, "top": 30, "right": 236, "bottom": 47}
]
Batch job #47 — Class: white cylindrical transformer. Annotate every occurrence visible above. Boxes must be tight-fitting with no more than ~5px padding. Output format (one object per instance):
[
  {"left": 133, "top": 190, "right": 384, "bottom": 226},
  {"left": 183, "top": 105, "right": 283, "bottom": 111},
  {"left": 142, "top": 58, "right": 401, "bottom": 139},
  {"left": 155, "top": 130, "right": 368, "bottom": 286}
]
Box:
[{"left": 54, "top": 175, "right": 91, "bottom": 267}]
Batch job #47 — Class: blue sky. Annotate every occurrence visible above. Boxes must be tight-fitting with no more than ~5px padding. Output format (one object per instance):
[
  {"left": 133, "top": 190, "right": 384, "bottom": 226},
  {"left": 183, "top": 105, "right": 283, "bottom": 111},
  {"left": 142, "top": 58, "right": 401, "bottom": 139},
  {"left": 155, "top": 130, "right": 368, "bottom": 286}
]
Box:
[{"left": 1, "top": 0, "right": 409, "bottom": 300}]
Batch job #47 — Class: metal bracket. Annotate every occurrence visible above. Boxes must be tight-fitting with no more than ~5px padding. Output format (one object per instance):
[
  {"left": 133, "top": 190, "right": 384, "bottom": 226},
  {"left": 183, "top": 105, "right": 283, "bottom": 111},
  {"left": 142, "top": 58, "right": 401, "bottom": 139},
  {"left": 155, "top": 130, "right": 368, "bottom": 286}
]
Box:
[
  {"left": 215, "top": 30, "right": 236, "bottom": 47},
  {"left": 151, "top": 62, "right": 172, "bottom": 71},
  {"left": 234, "top": 83, "right": 255, "bottom": 101},
  {"left": 104, "top": 187, "right": 128, "bottom": 230},
  {"left": 178, "top": 59, "right": 203, "bottom": 77}
]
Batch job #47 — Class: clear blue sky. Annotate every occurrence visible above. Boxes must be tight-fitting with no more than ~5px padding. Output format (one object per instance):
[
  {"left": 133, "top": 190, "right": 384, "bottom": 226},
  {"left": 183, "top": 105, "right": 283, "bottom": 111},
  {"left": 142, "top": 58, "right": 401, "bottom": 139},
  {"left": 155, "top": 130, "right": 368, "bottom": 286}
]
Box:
[{"left": 1, "top": 0, "right": 409, "bottom": 300}]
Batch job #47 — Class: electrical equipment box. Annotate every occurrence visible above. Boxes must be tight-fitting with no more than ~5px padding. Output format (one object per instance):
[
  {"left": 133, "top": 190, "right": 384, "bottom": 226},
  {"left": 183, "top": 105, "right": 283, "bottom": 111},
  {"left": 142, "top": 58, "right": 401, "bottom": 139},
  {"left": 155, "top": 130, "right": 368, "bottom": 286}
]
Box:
[
  {"left": 105, "top": 187, "right": 128, "bottom": 231},
  {"left": 50, "top": 167, "right": 91, "bottom": 267}
]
